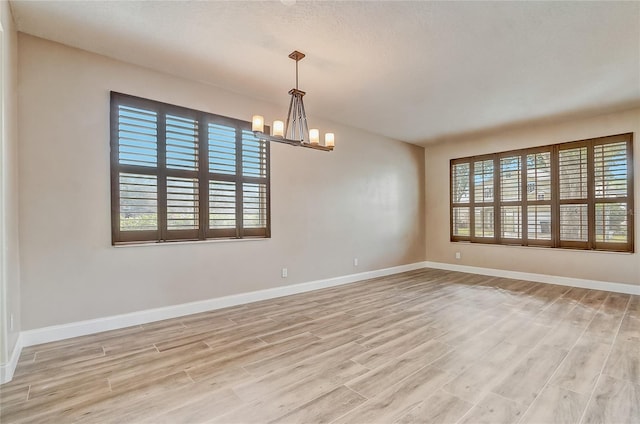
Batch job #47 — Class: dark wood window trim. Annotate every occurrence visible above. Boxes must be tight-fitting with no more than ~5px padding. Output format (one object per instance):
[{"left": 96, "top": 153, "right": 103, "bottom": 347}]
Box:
[
  {"left": 450, "top": 133, "right": 634, "bottom": 253},
  {"left": 110, "top": 92, "right": 270, "bottom": 245}
]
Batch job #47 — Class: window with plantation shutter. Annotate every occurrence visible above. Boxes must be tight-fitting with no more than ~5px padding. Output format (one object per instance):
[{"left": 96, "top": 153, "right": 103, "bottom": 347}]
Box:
[
  {"left": 111, "top": 92, "right": 270, "bottom": 244},
  {"left": 450, "top": 133, "right": 633, "bottom": 252}
]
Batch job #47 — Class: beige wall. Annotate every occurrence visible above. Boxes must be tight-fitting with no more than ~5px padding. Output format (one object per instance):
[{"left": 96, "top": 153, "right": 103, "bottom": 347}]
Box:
[
  {"left": 17, "top": 34, "right": 425, "bottom": 330},
  {"left": 425, "top": 108, "right": 640, "bottom": 285},
  {"left": 1, "top": 0, "right": 20, "bottom": 365}
]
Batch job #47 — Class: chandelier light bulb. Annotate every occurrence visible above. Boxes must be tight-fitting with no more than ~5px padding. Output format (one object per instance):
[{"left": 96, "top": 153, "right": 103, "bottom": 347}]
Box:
[
  {"left": 252, "top": 115, "right": 264, "bottom": 133},
  {"left": 272, "top": 120, "right": 284, "bottom": 137}
]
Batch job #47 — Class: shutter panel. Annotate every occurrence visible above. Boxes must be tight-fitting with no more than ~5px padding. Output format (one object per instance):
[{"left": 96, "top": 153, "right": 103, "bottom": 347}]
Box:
[
  {"left": 242, "top": 182, "right": 267, "bottom": 229},
  {"left": 559, "top": 146, "right": 588, "bottom": 246},
  {"left": 208, "top": 124, "right": 236, "bottom": 175},
  {"left": 525, "top": 152, "right": 552, "bottom": 244},
  {"left": 527, "top": 205, "right": 551, "bottom": 241},
  {"left": 209, "top": 181, "right": 236, "bottom": 229},
  {"left": 474, "top": 206, "right": 494, "bottom": 238},
  {"left": 452, "top": 163, "right": 470, "bottom": 203},
  {"left": 119, "top": 173, "right": 158, "bottom": 231},
  {"left": 500, "top": 156, "right": 521, "bottom": 202},
  {"left": 500, "top": 156, "right": 521, "bottom": 240},
  {"left": 242, "top": 130, "right": 267, "bottom": 178},
  {"left": 166, "top": 115, "right": 198, "bottom": 171},
  {"left": 560, "top": 204, "right": 588, "bottom": 242},
  {"left": 166, "top": 177, "right": 198, "bottom": 230},
  {"left": 594, "top": 141, "right": 629, "bottom": 247},
  {"left": 117, "top": 105, "right": 158, "bottom": 167},
  {"left": 474, "top": 159, "right": 494, "bottom": 203},
  {"left": 594, "top": 142, "right": 627, "bottom": 198},
  {"left": 115, "top": 103, "right": 159, "bottom": 241},
  {"left": 595, "top": 203, "right": 627, "bottom": 243},
  {"left": 452, "top": 207, "right": 470, "bottom": 237},
  {"left": 559, "top": 147, "right": 587, "bottom": 200},
  {"left": 527, "top": 152, "right": 551, "bottom": 202},
  {"left": 473, "top": 159, "right": 495, "bottom": 239}
]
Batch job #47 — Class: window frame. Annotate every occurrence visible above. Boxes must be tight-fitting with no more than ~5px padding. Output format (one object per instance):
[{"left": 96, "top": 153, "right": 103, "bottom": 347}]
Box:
[
  {"left": 110, "top": 92, "right": 271, "bottom": 245},
  {"left": 450, "top": 133, "right": 634, "bottom": 253}
]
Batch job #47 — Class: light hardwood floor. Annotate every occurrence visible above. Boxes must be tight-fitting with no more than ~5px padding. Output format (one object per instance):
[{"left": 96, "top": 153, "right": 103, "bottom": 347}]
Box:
[{"left": 1, "top": 268, "right": 638, "bottom": 423}]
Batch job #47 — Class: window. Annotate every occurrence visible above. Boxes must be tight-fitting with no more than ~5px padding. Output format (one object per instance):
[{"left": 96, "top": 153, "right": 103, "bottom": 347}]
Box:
[
  {"left": 450, "top": 133, "right": 633, "bottom": 252},
  {"left": 110, "top": 92, "right": 270, "bottom": 244}
]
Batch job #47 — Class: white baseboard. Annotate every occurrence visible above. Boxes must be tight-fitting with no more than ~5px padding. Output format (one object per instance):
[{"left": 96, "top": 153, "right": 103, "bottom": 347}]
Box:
[
  {"left": 20, "top": 261, "right": 428, "bottom": 348},
  {"left": 0, "top": 333, "right": 23, "bottom": 384},
  {"left": 424, "top": 261, "right": 640, "bottom": 295}
]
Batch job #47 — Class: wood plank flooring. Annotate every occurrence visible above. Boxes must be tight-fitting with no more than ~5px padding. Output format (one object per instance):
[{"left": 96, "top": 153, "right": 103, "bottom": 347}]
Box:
[{"left": 1, "top": 268, "right": 638, "bottom": 423}]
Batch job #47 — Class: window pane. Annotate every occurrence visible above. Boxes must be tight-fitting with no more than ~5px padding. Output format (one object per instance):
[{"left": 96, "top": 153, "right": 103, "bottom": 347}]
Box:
[
  {"left": 594, "top": 142, "right": 627, "bottom": 198},
  {"left": 119, "top": 173, "right": 157, "bottom": 231},
  {"left": 474, "top": 160, "right": 494, "bottom": 203},
  {"left": 166, "top": 115, "right": 198, "bottom": 171},
  {"left": 474, "top": 206, "right": 494, "bottom": 238},
  {"left": 242, "top": 130, "right": 267, "bottom": 178},
  {"left": 209, "top": 124, "right": 237, "bottom": 175},
  {"left": 560, "top": 204, "right": 588, "bottom": 241},
  {"left": 118, "top": 105, "right": 157, "bottom": 167},
  {"left": 501, "top": 206, "right": 521, "bottom": 239},
  {"left": 527, "top": 152, "right": 551, "bottom": 201},
  {"left": 595, "top": 203, "right": 627, "bottom": 243},
  {"left": 209, "top": 181, "right": 236, "bottom": 229},
  {"left": 243, "top": 183, "right": 267, "bottom": 228},
  {"left": 500, "top": 156, "right": 521, "bottom": 202},
  {"left": 452, "top": 163, "right": 470, "bottom": 203},
  {"left": 527, "top": 205, "right": 551, "bottom": 240},
  {"left": 452, "top": 207, "right": 470, "bottom": 236},
  {"left": 559, "top": 147, "right": 587, "bottom": 200},
  {"left": 167, "top": 177, "right": 198, "bottom": 230}
]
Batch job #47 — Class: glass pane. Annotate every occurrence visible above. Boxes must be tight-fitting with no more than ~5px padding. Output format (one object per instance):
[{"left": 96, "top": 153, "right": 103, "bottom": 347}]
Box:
[
  {"left": 474, "top": 206, "right": 494, "bottom": 238},
  {"left": 527, "top": 205, "right": 551, "bottom": 240},
  {"left": 474, "top": 160, "right": 494, "bottom": 203},
  {"left": 526, "top": 152, "right": 551, "bottom": 201},
  {"left": 166, "top": 115, "right": 198, "bottom": 171},
  {"left": 452, "top": 207, "right": 470, "bottom": 236},
  {"left": 500, "top": 156, "right": 521, "bottom": 202},
  {"left": 560, "top": 204, "right": 588, "bottom": 241},
  {"left": 501, "top": 206, "right": 522, "bottom": 239},
  {"left": 243, "top": 183, "right": 267, "bottom": 228},
  {"left": 559, "top": 147, "right": 587, "bottom": 200},
  {"left": 209, "top": 181, "right": 236, "bottom": 229},
  {"left": 118, "top": 105, "right": 158, "bottom": 167},
  {"left": 209, "top": 124, "right": 237, "bottom": 175},
  {"left": 595, "top": 203, "right": 627, "bottom": 243},
  {"left": 166, "top": 177, "right": 198, "bottom": 230},
  {"left": 452, "top": 163, "right": 470, "bottom": 203},
  {"left": 119, "top": 173, "right": 157, "bottom": 231},
  {"left": 594, "top": 142, "right": 627, "bottom": 198}
]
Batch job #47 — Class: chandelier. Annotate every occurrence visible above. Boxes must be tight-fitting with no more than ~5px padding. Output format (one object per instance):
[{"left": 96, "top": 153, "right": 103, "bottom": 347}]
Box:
[{"left": 252, "top": 51, "right": 334, "bottom": 152}]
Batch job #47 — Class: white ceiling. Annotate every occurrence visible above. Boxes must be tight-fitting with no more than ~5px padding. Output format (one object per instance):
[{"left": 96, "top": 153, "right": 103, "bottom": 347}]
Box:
[{"left": 9, "top": 0, "right": 640, "bottom": 145}]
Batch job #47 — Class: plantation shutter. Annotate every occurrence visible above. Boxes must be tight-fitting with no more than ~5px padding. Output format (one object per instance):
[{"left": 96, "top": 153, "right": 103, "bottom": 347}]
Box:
[{"left": 111, "top": 92, "right": 270, "bottom": 244}]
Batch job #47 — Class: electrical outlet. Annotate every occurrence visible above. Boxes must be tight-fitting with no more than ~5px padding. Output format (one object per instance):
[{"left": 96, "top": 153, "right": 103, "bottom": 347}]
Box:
[
  {"left": 455, "top": 252, "right": 461, "bottom": 260},
  {"left": 353, "top": 258, "right": 358, "bottom": 267},
  {"left": 9, "top": 313, "right": 14, "bottom": 331},
  {"left": 281, "top": 268, "right": 288, "bottom": 278}
]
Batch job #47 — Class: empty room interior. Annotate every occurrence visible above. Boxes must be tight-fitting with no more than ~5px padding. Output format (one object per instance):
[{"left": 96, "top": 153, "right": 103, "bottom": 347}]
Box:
[{"left": 1, "top": 1, "right": 639, "bottom": 423}]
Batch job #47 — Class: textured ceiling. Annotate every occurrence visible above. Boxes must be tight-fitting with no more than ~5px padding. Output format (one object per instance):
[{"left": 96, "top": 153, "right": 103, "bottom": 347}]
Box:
[{"left": 9, "top": 0, "right": 640, "bottom": 145}]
